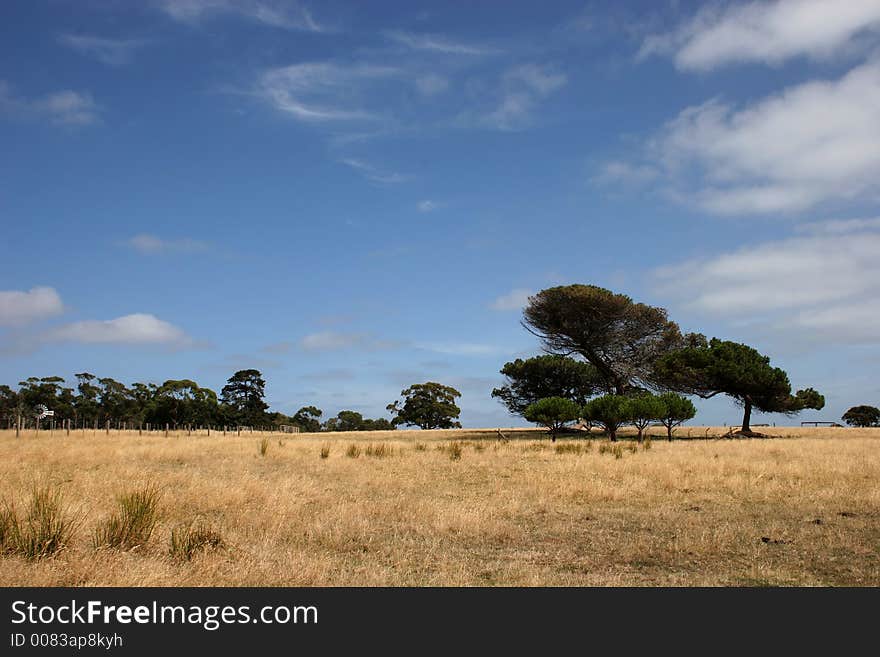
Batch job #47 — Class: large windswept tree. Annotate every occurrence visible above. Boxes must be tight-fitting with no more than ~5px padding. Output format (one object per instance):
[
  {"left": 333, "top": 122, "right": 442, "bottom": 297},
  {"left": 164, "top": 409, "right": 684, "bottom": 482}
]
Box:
[
  {"left": 491, "top": 355, "right": 602, "bottom": 417},
  {"left": 522, "top": 285, "right": 694, "bottom": 395},
  {"left": 655, "top": 338, "right": 824, "bottom": 435}
]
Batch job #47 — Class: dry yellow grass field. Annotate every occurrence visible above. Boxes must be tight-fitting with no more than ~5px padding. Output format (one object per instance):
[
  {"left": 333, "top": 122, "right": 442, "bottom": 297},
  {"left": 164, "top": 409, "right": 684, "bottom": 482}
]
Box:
[{"left": 1, "top": 426, "right": 878, "bottom": 586}]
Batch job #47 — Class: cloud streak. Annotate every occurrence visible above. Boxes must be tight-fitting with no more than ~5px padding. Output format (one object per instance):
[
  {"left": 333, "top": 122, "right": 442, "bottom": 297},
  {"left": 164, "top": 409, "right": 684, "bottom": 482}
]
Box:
[
  {"left": 0, "top": 81, "right": 100, "bottom": 126},
  {"left": 58, "top": 34, "right": 151, "bottom": 66},
  {"left": 127, "top": 234, "right": 210, "bottom": 254},
  {"left": 157, "top": 0, "right": 322, "bottom": 31}
]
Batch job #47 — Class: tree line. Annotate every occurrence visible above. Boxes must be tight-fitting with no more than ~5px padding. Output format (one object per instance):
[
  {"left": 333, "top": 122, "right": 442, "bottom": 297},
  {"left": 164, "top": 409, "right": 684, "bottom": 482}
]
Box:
[{"left": 0, "top": 369, "right": 464, "bottom": 433}]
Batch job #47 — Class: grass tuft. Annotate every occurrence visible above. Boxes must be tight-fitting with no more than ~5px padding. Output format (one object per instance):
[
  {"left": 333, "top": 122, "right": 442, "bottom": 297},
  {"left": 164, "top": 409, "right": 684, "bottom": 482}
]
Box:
[
  {"left": 365, "top": 443, "right": 392, "bottom": 458},
  {"left": 93, "top": 485, "right": 161, "bottom": 551},
  {"left": 169, "top": 522, "right": 225, "bottom": 561},
  {"left": 346, "top": 444, "right": 361, "bottom": 458},
  {"left": 259, "top": 437, "right": 269, "bottom": 457},
  {"left": 449, "top": 441, "right": 462, "bottom": 461},
  {"left": 2, "top": 485, "right": 79, "bottom": 560},
  {"left": 320, "top": 444, "right": 331, "bottom": 459}
]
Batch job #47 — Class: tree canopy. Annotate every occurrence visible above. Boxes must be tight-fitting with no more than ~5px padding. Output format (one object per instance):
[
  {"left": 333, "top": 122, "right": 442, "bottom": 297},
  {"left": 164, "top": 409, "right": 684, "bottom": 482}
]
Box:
[
  {"left": 387, "top": 382, "right": 462, "bottom": 430},
  {"left": 655, "top": 338, "right": 824, "bottom": 434},
  {"left": 842, "top": 405, "right": 880, "bottom": 427},
  {"left": 220, "top": 369, "right": 269, "bottom": 427},
  {"left": 656, "top": 392, "right": 697, "bottom": 441},
  {"left": 583, "top": 394, "right": 631, "bottom": 442},
  {"left": 522, "top": 285, "right": 692, "bottom": 395},
  {"left": 523, "top": 397, "right": 581, "bottom": 441},
  {"left": 491, "top": 355, "right": 602, "bottom": 417}
]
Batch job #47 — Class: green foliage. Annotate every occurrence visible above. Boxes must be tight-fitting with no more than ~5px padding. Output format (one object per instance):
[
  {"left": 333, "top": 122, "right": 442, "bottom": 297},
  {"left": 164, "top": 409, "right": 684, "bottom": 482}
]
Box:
[
  {"left": 292, "top": 405, "right": 323, "bottom": 432},
  {"left": 522, "top": 285, "right": 693, "bottom": 394},
  {"left": 583, "top": 394, "right": 631, "bottom": 442},
  {"left": 220, "top": 369, "right": 269, "bottom": 427},
  {"left": 655, "top": 338, "right": 823, "bottom": 432},
  {"left": 627, "top": 393, "right": 666, "bottom": 441},
  {"left": 323, "top": 410, "right": 394, "bottom": 432},
  {"left": 93, "top": 485, "right": 162, "bottom": 551},
  {"left": 523, "top": 396, "right": 581, "bottom": 441},
  {"left": 491, "top": 355, "right": 602, "bottom": 416},
  {"left": 842, "top": 405, "right": 880, "bottom": 427},
  {"left": 387, "top": 382, "right": 463, "bottom": 430},
  {"left": 656, "top": 392, "right": 697, "bottom": 440}
]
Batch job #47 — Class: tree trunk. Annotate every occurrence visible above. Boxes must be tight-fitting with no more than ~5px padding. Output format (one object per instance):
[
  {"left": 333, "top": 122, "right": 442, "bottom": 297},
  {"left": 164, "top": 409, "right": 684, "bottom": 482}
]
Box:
[
  {"left": 741, "top": 400, "right": 752, "bottom": 434},
  {"left": 667, "top": 424, "right": 673, "bottom": 441},
  {"left": 636, "top": 427, "right": 644, "bottom": 442},
  {"left": 609, "top": 426, "right": 617, "bottom": 442}
]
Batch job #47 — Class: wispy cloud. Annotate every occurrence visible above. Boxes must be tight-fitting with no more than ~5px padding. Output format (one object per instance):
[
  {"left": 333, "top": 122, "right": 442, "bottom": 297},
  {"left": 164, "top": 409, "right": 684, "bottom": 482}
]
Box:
[
  {"left": 417, "top": 341, "right": 508, "bottom": 356},
  {"left": 257, "top": 63, "right": 398, "bottom": 122},
  {"left": 640, "top": 0, "right": 880, "bottom": 71},
  {"left": 0, "top": 287, "right": 64, "bottom": 327},
  {"left": 653, "top": 218, "right": 880, "bottom": 345},
  {"left": 339, "top": 158, "right": 408, "bottom": 184},
  {"left": 299, "top": 331, "right": 402, "bottom": 352},
  {"left": 415, "top": 73, "right": 449, "bottom": 96},
  {"left": 473, "top": 64, "right": 567, "bottom": 131},
  {"left": 0, "top": 81, "right": 100, "bottom": 126},
  {"left": 58, "top": 34, "right": 151, "bottom": 66},
  {"left": 598, "top": 57, "right": 880, "bottom": 215},
  {"left": 127, "top": 234, "right": 210, "bottom": 254},
  {"left": 489, "top": 288, "right": 533, "bottom": 311},
  {"left": 157, "top": 0, "right": 322, "bottom": 31},
  {"left": 386, "top": 31, "right": 501, "bottom": 55},
  {"left": 417, "top": 200, "right": 438, "bottom": 213}
]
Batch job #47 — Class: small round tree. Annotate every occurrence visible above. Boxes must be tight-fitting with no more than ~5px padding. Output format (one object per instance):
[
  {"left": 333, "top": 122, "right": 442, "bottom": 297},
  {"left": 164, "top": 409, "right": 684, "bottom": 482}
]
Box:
[
  {"left": 842, "top": 405, "right": 880, "bottom": 427},
  {"left": 656, "top": 392, "right": 697, "bottom": 441},
  {"left": 583, "top": 395, "right": 631, "bottom": 442},
  {"left": 386, "top": 382, "right": 462, "bottom": 429},
  {"left": 627, "top": 393, "right": 666, "bottom": 442},
  {"left": 523, "top": 397, "right": 581, "bottom": 442}
]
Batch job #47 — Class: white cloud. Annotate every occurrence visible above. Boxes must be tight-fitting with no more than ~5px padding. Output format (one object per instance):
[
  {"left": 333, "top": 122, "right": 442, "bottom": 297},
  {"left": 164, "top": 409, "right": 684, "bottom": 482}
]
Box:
[
  {"left": 339, "top": 158, "right": 407, "bottom": 184},
  {"left": 46, "top": 313, "right": 192, "bottom": 346},
  {"left": 417, "top": 200, "right": 438, "bottom": 213},
  {"left": 0, "top": 287, "right": 63, "bottom": 326},
  {"left": 299, "top": 331, "right": 401, "bottom": 352},
  {"left": 603, "top": 58, "right": 880, "bottom": 215},
  {"left": 127, "top": 234, "right": 209, "bottom": 254},
  {"left": 157, "top": 0, "right": 321, "bottom": 31},
  {"left": 257, "top": 63, "right": 398, "bottom": 122},
  {"left": 795, "top": 216, "right": 880, "bottom": 235},
  {"left": 0, "top": 81, "right": 100, "bottom": 126},
  {"left": 386, "top": 31, "right": 500, "bottom": 55},
  {"left": 489, "top": 288, "right": 534, "bottom": 311},
  {"left": 415, "top": 73, "right": 449, "bottom": 96},
  {"left": 653, "top": 219, "right": 880, "bottom": 344},
  {"left": 58, "top": 34, "right": 151, "bottom": 66},
  {"left": 641, "top": 0, "right": 880, "bottom": 71}
]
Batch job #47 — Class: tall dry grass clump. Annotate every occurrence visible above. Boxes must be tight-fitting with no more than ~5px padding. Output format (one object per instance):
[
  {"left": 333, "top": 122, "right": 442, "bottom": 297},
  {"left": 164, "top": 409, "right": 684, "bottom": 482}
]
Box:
[
  {"left": 169, "top": 522, "right": 225, "bottom": 561},
  {"left": 320, "top": 444, "right": 331, "bottom": 459},
  {"left": 2, "top": 485, "right": 79, "bottom": 560},
  {"left": 346, "top": 443, "right": 361, "bottom": 458},
  {"left": 258, "top": 437, "right": 270, "bottom": 457},
  {"left": 364, "top": 443, "right": 392, "bottom": 458},
  {"left": 93, "top": 485, "right": 161, "bottom": 551}
]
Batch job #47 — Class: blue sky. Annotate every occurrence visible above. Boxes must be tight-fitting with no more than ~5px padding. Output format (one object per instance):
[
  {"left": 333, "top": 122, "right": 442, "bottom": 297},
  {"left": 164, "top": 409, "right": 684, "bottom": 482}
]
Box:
[{"left": 2, "top": 0, "right": 879, "bottom": 427}]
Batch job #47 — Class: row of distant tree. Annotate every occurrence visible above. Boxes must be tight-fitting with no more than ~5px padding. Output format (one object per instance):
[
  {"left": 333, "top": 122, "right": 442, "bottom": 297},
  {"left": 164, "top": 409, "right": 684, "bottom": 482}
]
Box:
[
  {"left": 1, "top": 284, "right": 847, "bottom": 437},
  {"left": 0, "top": 369, "right": 465, "bottom": 433}
]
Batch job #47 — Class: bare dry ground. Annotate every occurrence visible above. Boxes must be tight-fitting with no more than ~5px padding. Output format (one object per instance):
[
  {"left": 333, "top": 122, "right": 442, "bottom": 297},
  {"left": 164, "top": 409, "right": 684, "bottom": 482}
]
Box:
[{"left": 1, "top": 426, "right": 877, "bottom": 586}]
